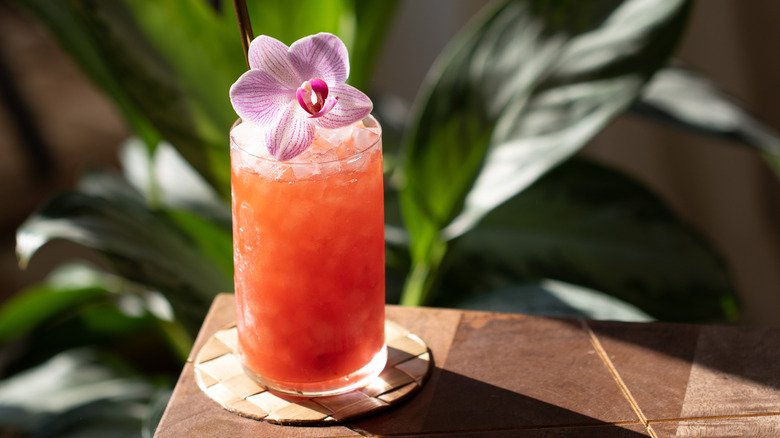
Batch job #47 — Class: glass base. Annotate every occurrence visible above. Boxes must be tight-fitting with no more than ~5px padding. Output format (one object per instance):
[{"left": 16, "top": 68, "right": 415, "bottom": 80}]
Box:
[{"left": 243, "top": 345, "right": 388, "bottom": 397}]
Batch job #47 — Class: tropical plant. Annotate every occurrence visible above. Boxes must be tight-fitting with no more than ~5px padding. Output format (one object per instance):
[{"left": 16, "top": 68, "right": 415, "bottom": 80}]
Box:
[{"left": 3, "top": 0, "right": 779, "bottom": 436}]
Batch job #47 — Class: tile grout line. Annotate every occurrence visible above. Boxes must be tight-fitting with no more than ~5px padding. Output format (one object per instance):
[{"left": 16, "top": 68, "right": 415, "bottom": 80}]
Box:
[
  {"left": 580, "top": 320, "right": 658, "bottom": 438},
  {"left": 648, "top": 411, "right": 780, "bottom": 424},
  {"left": 369, "top": 422, "right": 651, "bottom": 437}
]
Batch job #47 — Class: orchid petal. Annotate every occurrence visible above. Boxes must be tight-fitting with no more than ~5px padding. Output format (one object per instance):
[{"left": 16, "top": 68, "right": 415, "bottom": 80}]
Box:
[
  {"left": 315, "top": 84, "right": 372, "bottom": 129},
  {"left": 230, "top": 69, "right": 293, "bottom": 127},
  {"left": 265, "top": 102, "right": 315, "bottom": 161},
  {"left": 308, "top": 97, "right": 338, "bottom": 118},
  {"left": 248, "top": 36, "right": 300, "bottom": 89},
  {"left": 230, "top": 33, "right": 373, "bottom": 160},
  {"left": 289, "top": 33, "right": 349, "bottom": 85},
  {"left": 309, "top": 78, "right": 329, "bottom": 98},
  {"left": 296, "top": 84, "right": 313, "bottom": 113}
]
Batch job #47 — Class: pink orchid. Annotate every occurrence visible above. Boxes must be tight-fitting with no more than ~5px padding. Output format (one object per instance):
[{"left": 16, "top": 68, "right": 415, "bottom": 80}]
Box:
[{"left": 229, "top": 33, "right": 373, "bottom": 161}]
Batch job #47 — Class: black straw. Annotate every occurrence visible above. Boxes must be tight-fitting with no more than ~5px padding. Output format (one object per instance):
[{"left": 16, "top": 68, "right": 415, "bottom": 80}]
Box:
[{"left": 232, "top": 0, "right": 254, "bottom": 69}]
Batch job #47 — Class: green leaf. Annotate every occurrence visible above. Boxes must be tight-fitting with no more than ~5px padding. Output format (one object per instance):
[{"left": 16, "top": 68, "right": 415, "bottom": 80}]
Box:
[
  {"left": 32, "top": 399, "right": 150, "bottom": 438},
  {"left": 40, "top": 0, "right": 231, "bottom": 195},
  {"left": 0, "top": 263, "right": 189, "bottom": 377},
  {"left": 16, "top": 0, "right": 398, "bottom": 201},
  {"left": 0, "top": 348, "right": 157, "bottom": 437},
  {"left": 0, "top": 265, "right": 108, "bottom": 343},
  {"left": 163, "top": 209, "right": 233, "bottom": 281},
  {"left": 444, "top": 159, "right": 738, "bottom": 322},
  {"left": 13, "top": 0, "right": 162, "bottom": 150},
  {"left": 348, "top": 0, "right": 400, "bottom": 91},
  {"left": 632, "top": 62, "right": 780, "bottom": 178},
  {"left": 119, "top": 137, "right": 231, "bottom": 224},
  {"left": 398, "top": 0, "right": 690, "bottom": 306},
  {"left": 142, "top": 388, "right": 172, "bottom": 438},
  {"left": 121, "top": 0, "right": 250, "bottom": 198},
  {"left": 244, "top": 0, "right": 348, "bottom": 46},
  {"left": 16, "top": 171, "right": 231, "bottom": 334},
  {"left": 118, "top": 138, "right": 234, "bottom": 301},
  {"left": 456, "top": 280, "right": 654, "bottom": 322}
]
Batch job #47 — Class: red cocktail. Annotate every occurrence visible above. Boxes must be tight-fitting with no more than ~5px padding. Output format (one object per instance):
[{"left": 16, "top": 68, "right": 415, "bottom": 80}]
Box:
[{"left": 230, "top": 116, "right": 386, "bottom": 396}]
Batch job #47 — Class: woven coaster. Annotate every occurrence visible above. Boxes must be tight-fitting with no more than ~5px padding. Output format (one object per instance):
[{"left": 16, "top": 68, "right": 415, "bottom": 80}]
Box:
[{"left": 193, "top": 320, "right": 433, "bottom": 425}]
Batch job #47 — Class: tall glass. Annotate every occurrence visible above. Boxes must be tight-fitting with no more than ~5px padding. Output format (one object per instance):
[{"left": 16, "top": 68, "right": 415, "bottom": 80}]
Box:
[{"left": 230, "top": 116, "right": 386, "bottom": 396}]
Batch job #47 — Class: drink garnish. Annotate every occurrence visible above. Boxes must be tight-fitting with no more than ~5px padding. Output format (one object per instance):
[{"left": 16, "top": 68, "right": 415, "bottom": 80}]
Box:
[{"left": 229, "top": 33, "right": 373, "bottom": 161}]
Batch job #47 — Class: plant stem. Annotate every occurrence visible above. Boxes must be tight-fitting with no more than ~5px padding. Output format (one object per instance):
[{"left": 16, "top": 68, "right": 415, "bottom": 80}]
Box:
[{"left": 399, "top": 239, "right": 447, "bottom": 306}]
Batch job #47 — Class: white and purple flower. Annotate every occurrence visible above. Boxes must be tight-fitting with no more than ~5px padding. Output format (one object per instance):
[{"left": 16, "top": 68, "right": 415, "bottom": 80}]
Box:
[{"left": 229, "top": 33, "right": 373, "bottom": 161}]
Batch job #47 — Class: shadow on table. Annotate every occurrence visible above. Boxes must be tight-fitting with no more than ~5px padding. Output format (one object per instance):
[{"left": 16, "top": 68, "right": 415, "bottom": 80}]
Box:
[
  {"left": 581, "top": 319, "right": 780, "bottom": 396},
  {"left": 351, "top": 366, "right": 646, "bottom": 436}
]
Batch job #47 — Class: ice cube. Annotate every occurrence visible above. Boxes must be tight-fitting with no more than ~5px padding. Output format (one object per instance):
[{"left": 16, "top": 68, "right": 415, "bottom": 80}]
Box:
[
  {"left": 271, "top": 164, "right": 293, "bottom": 182},
  {"left": 316, "top": 148, "right": 339, "bottom": 163},
  {"left": 231, "top": 122, "right": 270, "bottom": 159},
  {"left": 319, "top": 124, "right": 355, "bottom": 148},
  {"left": 291, "top": 162, "right": 321, "bottom": 180},
  {"left": 353, "top": 126, "right": 379, "bottom": 152},
  {"left": 342, "top": 152, "right": 370, "bottom": 174},
  {"left": 314, "top": 149, "right": 340, "bottom": 176}
]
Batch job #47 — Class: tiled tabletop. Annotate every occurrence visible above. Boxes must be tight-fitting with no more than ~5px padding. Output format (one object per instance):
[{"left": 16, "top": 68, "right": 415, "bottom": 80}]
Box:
[{"left": 154, "top": 294, "right": 780, "bottom": 437}]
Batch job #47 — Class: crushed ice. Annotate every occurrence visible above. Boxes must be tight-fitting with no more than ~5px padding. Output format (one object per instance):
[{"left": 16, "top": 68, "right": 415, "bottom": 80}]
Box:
[{"left": 231, "top": 120, "right": 379, "bottom": 182}]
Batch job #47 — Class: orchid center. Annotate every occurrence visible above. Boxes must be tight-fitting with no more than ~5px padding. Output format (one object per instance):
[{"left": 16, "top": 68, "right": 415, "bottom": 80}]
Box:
[{"left": 296, "top": 78, "right": 337, "bottom": 118}]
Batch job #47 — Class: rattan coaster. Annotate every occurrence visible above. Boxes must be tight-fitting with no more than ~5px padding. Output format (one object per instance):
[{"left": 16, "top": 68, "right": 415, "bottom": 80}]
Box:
[{"left": 193, "top": 320, "right": 432, "bottom": 425}]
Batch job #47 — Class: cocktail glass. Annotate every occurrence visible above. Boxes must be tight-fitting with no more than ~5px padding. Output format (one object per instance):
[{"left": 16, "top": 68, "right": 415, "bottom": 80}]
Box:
[{"left": 230, "top": 115, "right": 386, "bottom": 397}]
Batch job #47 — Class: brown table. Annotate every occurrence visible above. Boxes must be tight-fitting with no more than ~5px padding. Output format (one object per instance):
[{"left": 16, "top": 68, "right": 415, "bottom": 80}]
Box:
[{"left": 154, "top": 294, "right": 780, "bottom": 437}]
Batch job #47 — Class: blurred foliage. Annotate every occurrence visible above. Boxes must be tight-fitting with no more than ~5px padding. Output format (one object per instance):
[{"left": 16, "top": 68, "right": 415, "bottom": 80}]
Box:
[{"left": 6, "top": 0, "right": 780, "bottom": 435}]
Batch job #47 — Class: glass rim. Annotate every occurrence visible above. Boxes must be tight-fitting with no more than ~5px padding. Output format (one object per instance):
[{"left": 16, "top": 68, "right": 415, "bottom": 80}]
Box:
[{"left": 230, "top": 114, "right": 382, "bottom": 165}]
